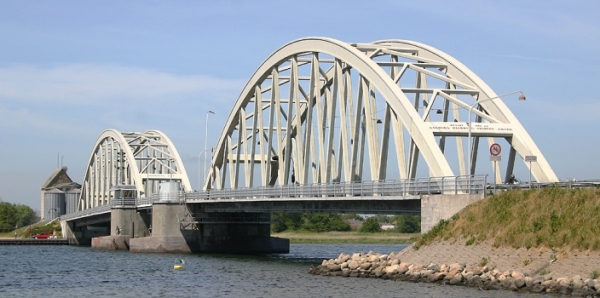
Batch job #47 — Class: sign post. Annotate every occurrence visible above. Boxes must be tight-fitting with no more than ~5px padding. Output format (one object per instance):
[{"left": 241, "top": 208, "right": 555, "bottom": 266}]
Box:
[
  {"left": 525, "top": 155, "right": 537, "bottom": 188},
  {"left": 489, "top": 143, "right": 502, "bottom": 189}
]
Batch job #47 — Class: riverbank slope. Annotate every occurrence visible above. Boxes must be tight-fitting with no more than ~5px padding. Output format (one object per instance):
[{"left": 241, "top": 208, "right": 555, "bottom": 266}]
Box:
[{"left": 312, "top": 187, "right": 600, "bottom": 295}]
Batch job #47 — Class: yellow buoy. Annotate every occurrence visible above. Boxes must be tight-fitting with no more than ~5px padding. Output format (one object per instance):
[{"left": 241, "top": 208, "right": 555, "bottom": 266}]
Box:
[{"left": 174, "top": 259, "right": 185, "bottom": 270}]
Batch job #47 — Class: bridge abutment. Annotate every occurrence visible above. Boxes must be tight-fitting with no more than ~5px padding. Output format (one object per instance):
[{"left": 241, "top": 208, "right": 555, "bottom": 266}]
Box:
[{"left": 420, "top": 194, "right": 484, "bottom": 233}]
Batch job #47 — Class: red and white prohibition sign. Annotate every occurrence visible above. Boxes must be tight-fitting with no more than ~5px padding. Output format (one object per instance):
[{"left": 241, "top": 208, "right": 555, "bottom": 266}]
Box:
[{"left": 490, "top": 143, "right": 501, "bottom": 156}]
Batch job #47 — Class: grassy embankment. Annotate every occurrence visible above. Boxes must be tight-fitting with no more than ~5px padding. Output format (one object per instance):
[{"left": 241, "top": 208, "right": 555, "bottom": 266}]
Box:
[
  {"left": 415, "top": 187, "right": 600, "bottom": 250},
  {"left": 273, "top": 231, "right": 417, "bottom": 244},
  {"left": 0, "top": 220, "right": 61, "bottom": 238}
]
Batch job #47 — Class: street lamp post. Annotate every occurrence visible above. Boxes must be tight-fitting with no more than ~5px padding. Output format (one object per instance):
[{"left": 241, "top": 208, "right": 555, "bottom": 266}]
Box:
[
  {"left": 467, "top": 90, "right": 526, "bottom": 192},
  {"left": 203, "top": 110, "right": 215, "bottom": 186},
  {"left": 198, "top": 148, "right": 212, "bottom": 190}
]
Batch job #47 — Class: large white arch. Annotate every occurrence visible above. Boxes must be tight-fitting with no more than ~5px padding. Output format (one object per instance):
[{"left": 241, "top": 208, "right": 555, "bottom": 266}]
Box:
[
  {"left": 79, "top": 129, "right": 192, "bottom": 210},
  {"left": 205, "top": 37, "right": 557, "bottom": 190}
]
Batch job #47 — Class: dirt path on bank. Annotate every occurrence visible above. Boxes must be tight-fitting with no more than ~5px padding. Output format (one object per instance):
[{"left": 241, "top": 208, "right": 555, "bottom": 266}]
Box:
[{"left": 398, "top": 239, "right": 600, "bottom": 279}]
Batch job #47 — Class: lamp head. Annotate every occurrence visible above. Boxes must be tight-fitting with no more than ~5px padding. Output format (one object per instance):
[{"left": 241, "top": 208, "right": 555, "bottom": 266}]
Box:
[{"left": 518, "top": 93, "right": 526, "bottom": 101}]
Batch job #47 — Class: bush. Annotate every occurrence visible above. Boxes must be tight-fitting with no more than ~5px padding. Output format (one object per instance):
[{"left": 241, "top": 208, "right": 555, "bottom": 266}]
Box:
[
  {"left": 359, "top": 217, "right": 381, "bottom": 233},
  {"left": 271, "top": 213, "right": 351, "bottom": 233},
  {"left": 392, "top": 215, "right": 421, "bottom": 233}
]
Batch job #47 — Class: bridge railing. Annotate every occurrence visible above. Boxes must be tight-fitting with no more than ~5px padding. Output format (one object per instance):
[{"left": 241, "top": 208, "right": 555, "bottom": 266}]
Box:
[
  {"left": 59, "top": 205, "right": 111, "bottom": 221},
  {"left": 60, "top": 175, "right": 486, "bottom": 220},
  {"left": 185, "top": 175, "right": 487, "bottom": 200}
]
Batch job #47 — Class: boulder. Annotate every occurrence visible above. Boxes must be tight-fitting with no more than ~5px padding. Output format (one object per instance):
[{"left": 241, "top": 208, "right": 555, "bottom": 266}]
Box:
[
  {"left": 367, "top": 254, "right": 379, "bottom": 263},
  {"left": 360, "top": 262, "right": 372, "bottom": 270},
  {"left": 514, "top": 278, "right": 526, "bottom": 288},
  {"left": 341, "top": 268, "right": 351, "bottom": 277},
  {"left": 427, "top": 263, "right": 440, "bottom": 272},
  {"left": 348, "top": 260, "right": 359, "bottom": 270},
  {"left": 336, "top": 253, "right": 350, "bottom": 264},
  {"left": 449, "top": 273, "right": 463, "bottom": 285},
  {"left": 409, "top": 263, "right": 423, "bottom": 272},
  {"left": 327, "top": 264, "right": 341, "bottom": 271},
  {"left": 397, "top": 263, "right": 410, "bottom": 274},
  {"left": 384, "top": 264, "right": 399, "bottom": 274},
  {"left": 439, "top": 263, "right": 448, "bottom": 273},
  {"left": 511, "top": 270, "right": 524, "bottom": 280},
  {"left": 524, "top": 276, "right": 534, "bottom": 288},
  {"left": 448, "top": 262, "right": 464, "bottom": 272},
  {"left": 444, "top": 269, "right": 461, "bottom": 281},
  {"left": 428, "top": 272, "right": 445, "bottom": 283}
]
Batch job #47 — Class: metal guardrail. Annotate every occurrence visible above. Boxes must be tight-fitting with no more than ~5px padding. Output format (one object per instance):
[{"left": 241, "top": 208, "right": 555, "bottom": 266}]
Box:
[
  {"left": 60, "top": 205, "right": 111, "bottom": 221},
  {"left": 185, "top": 175, "right": 487, "bottom": 201},
  {"left": 110, "top": 198, "right": 136, "bottom": 207},
  {"left": 489, "top": 180, "right": 600, "bottom": 192},
  {"left": 60, "top": 175, "right": 487, "bottom": 221}
]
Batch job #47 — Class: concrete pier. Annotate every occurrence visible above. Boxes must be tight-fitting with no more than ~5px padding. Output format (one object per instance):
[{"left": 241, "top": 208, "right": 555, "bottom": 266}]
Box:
[{"left": 130, "top": 202, "right": 289, "bottom": 254}]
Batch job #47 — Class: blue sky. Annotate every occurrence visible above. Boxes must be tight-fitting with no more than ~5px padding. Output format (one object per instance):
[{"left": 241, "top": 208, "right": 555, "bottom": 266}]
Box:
[{"left": 1, "top": 1, "right": 599, "bottom": 211}]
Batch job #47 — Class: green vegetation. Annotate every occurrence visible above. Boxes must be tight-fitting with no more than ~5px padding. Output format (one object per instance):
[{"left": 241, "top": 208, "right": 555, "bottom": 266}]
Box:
[
  {"left": 414, "top": 187, "right": 600, "bottom": 251},
  {"left": 0, "top": 200, "right": 38, "bottom": 232},
  {"left": 272, "top": 231, "right": 417, "bottom": 244},
  {"left": 271, "top": 212, "right": 421, "bottom": 235},
  {"left": 271, "top": 213, "right": 350, "bottom": 233},
  {"left": 358, "top": 217, "right": 381, "bottom": 233}
]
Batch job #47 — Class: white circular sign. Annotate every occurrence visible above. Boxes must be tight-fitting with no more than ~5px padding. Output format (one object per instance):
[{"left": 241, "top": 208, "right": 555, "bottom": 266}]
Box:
[{"left": 490, "top": 143, "right": 501, "bottom": 156}]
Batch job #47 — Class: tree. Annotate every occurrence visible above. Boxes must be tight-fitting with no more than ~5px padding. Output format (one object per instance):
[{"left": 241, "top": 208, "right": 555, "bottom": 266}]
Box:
[
  {"left": 0, "top": 202, "right": 17, "bottom": 232},
  {"left": 271, "top": 212, "right": 351, "bottom": 233},
  {"left": 0, "top": 200, "right": 37, "bottom": 232},
  {"left": 271, "top": 212, "right": 302, "bottom": 232},
  {"left": 340, "top": 213, "right": 362, "bottom": 221},
  {"left": 302, "top": 213, "right": 350, "bottom": 232},
  {"left": 359, "top": 217, "right": 381, "bottom": 233},
  {"left": 392, "top": 215, "right": 421, "bottom": 233}
]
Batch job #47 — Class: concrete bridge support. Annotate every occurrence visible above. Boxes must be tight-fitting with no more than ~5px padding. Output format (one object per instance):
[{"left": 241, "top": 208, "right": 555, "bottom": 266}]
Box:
[
  {"left": 420, "top": 194, "right": 484, "bottom": 233},
  {"left": 91, "top": 206, "right": 150, "bottom": 250},
  {"left": 130, "top": 202, "right": 289, "bottom": 254}
]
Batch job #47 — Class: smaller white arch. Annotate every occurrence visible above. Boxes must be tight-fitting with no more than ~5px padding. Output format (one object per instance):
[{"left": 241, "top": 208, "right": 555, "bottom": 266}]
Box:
[{"left": 79, "top": 129, "right": 191, "bottom": 210}]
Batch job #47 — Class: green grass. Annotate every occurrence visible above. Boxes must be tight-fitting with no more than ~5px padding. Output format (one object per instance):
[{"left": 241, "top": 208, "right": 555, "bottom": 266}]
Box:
[
  {"left": 415, "top": 187, "right": 600, "bottom": 251},
  {"left": 273, "top": 231, "right": 418, "bottom": 244}
]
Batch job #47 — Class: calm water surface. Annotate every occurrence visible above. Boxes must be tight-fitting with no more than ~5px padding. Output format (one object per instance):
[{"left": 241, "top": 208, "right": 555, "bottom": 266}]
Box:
[{"left": 0, "top": 244, "right": 551, "bottom": 297}]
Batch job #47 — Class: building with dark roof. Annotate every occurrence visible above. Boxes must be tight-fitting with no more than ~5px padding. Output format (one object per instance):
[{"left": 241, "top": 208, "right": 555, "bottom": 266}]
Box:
[{"left": 40, "top": 166, "right": 81, "bottom": 220}]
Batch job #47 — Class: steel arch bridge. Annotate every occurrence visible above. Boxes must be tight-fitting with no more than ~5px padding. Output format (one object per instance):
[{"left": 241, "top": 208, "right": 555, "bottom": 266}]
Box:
[
  {"left": 205, "top": 37, "right": 558, "bottom": 190},
  {"left": 79, "top": 129, "right": 192, "bottom": 209}
]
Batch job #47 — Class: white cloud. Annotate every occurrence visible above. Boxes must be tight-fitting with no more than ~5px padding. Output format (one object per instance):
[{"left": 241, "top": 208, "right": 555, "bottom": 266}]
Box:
[{"left": 0, "top": 63, "right": 245, "bottom": 104}]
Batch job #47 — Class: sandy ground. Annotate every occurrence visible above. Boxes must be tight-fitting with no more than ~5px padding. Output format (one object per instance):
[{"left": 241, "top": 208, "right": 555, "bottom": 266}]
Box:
[{"left": 397, "top": 239, "right": 600, "bottom": 279}]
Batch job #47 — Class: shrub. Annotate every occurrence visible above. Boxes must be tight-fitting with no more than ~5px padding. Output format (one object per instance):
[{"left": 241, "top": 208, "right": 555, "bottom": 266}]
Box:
[{"left": 359, "top": 217, "right": 381, "bottom": 233}]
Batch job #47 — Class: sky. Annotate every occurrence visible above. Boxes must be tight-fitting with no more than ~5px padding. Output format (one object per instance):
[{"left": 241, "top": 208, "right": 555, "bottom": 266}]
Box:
[{"left": 1, "top": 0, "right": 599, "bottom": 211}]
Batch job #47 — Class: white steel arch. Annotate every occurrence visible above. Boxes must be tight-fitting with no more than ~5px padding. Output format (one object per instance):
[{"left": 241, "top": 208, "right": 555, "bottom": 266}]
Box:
[
  {"left": 205, "top": 37, "right": 557, "bottom": 190},
  {"left": 79, "top": 129, "right": 192, "bottom": 210}
]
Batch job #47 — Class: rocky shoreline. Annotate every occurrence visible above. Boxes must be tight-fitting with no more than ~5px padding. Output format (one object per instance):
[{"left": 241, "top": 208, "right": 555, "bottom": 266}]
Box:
[{"left": 309, "top": 248, "right": 600, "bottom": 296}]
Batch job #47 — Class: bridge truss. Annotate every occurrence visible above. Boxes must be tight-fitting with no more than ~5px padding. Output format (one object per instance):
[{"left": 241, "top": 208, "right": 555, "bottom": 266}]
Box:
[
  {"left": 79, "top": 129, "right": 191, "bottom": 209},
  {"left": 206, "top": 37, "right": 558, "bottom": 190}
]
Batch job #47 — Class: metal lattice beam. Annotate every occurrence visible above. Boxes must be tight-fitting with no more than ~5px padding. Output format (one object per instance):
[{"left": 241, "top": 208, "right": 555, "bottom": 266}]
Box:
[{"left": 204, "top": 37, "right": 558, "bottom": 190}]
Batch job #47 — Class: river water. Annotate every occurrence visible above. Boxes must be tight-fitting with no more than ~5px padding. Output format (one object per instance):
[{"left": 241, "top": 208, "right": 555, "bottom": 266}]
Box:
[{"left": 0, "top": 244, "right": 550, "bottom": 297}]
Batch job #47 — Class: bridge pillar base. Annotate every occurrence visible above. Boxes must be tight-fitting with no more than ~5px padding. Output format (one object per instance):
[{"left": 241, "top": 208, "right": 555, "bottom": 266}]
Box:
[
  {"left": 130, "top": 236, "right": 191, "bottom": 253},
  {"left": 128, "top": 203, "right": 289, "bottom": 254},
  {"left": 91, "top": 235, "right": 131, "bottom": 250}
]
